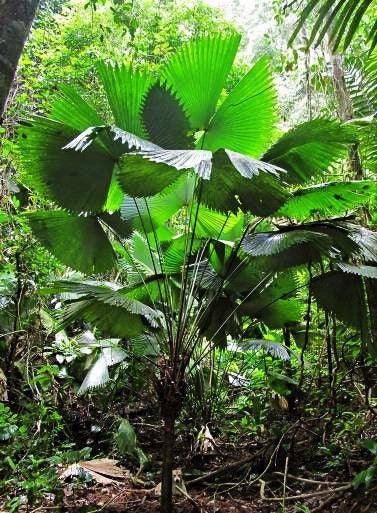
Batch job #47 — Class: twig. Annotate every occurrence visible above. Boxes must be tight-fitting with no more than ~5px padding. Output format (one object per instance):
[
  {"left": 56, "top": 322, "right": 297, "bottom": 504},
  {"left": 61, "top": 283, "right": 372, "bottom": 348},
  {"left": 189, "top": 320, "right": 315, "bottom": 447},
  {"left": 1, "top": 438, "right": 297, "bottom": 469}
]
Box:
[
  {"left": 261, "top": 483, "right": 352, "bottom": 501},
  {"left": 273, "top": 472, "right": 350, "bottom": 486},
  {"left": 311, "top": 493, "right": 342, "bottom": 513},
  {"left": 282, "top": 456, "right": 289, "bottom": 512},
  {"left": 186, "top": 449, "right": 264, "bottom": 486}
]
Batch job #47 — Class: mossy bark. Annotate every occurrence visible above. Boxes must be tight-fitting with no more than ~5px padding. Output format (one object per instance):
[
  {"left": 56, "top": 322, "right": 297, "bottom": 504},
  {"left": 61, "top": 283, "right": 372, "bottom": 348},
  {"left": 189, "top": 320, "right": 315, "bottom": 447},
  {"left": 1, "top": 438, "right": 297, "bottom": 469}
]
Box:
[{"left": 0, "top": 0, "right": 40, "bottom": 118}]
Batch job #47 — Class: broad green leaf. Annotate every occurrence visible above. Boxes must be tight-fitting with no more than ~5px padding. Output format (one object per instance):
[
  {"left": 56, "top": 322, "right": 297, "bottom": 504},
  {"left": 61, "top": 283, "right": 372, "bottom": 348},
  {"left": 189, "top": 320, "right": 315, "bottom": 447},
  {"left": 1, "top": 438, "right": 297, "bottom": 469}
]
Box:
[
  {"left": 195, "top": 206, "right": 244, "bottom": 240},
  {"left": 78, "top": 355, "right": 109, "bottom": 395},
  {"left": 97, "top": 61, "right": 154, "bottom": 136},
  {"left": 19, "top": 117, "right": 115, "bottom": 212},
  {"left": 236, "top": 340, "right": 291, "bottom": 360},
  {"left": 121, "top": 175, "right": 194, "bottom": 231},
  {"left": 278, "top": 180, "right": 377, "bottom": 220},
  {"left": 26, "top": 210, "right": 116, "bottom": 274},
  {"left": 203, "top": 57, "right": 276, "bottom": 156},
  {"left": 242, "top": 297, "right": 303, "bottom": 329},
  {"left": 51, "top": 84, "right": 116, "bottom": 155},
  {"left": 337, "top": 262, "right": 377, "bottom": 278},
  {"left": 99, "top": 212, "right": 133, "bottom": 238},
  {"left": 242, "top": 230, "right": 331, "bottom": 257},
  {"left": 116, "top": 419, "right": 137, "bottom": 455},
  {"left": 201, "top": 150, "right": 289, "bottom": 214},
  {"left": 52, "top": 280, "right": 159, "bottom": 319},
  {"left": 116, "top": 155, "right": 184, "bottom": 198},
  {"left": 161, "top": 34, "right": 241, "bottom": 129},
  {"left": 142, "top": 84, "right": 192, "bottom": 149},
  {"left": 263, "top": 119, "right": 357, "bottom": 184},
  {"left": 57, "top": 299, "right": 144, "bottom": 338},
  {"left": 312, "top": 270, "right": 366, "bottom": 328},
  {"left": 162, "top": 236, "right": 201, "bottom": 274}
]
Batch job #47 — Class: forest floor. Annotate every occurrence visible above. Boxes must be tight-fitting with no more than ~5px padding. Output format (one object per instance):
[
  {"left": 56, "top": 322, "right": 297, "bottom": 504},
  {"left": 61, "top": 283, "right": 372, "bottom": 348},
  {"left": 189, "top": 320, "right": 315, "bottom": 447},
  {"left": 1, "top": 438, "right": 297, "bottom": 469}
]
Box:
[
  {"left": 12, "top": 407, "right": 377, "bottom": 513},
  {"left": 58, "top": 479, "right": 376, "bottom": 513}
]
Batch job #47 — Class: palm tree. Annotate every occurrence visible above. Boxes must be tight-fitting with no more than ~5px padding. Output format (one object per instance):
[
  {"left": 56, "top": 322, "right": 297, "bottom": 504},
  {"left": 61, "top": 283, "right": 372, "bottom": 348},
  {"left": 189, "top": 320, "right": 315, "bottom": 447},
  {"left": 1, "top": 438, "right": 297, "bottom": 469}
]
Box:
[{"left": 18, "top": 33, "right": 377, "bottom": 512}]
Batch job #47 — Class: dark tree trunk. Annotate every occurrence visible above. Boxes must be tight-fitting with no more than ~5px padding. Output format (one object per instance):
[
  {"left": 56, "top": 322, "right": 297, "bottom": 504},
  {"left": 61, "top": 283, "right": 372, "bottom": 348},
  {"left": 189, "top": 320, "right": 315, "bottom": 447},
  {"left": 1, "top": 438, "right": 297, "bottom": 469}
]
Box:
[
  {"left": 0, "top": 0, "right": 40, "bottom": 118},
  {"left": 155, "top": 361, "right": 186, "bottom": 513},
  {"left": 161, "top": 411, "right": 176, "bottom": 513}
]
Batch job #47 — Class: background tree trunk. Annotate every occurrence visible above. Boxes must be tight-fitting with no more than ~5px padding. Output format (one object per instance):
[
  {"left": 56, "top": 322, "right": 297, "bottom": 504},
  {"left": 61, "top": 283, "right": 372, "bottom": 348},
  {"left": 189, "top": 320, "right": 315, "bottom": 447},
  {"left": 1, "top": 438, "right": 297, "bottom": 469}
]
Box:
[
  {"left": 0, "top": 0, "right": 40, "bottom": 118},
  {"left": 327, "top": 40, "right": 377, "bottom": 356},
  {"left": 328, "top": 50, "right": 363, "bottom": 179}
]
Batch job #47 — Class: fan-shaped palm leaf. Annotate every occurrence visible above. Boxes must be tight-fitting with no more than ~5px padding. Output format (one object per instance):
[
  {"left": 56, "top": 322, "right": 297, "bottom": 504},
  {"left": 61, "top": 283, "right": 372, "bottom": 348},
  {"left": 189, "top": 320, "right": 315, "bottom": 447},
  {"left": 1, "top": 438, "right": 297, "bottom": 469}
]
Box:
[
  {"left": 142, "top": 84, "right": 192, "bottom": 149},
  {"left": 203, "top": 56, "right": 276, "bottom": 156},
  {"left": 263, "top": 119, "right": 357, "bottom": 184},
  {"left": 25, "top": 211, "right": 116, "bottom": 274},
  {"left": 18, "top": 117, "right": 115, "bottom": 213},
  {"left": 278, "top": 180, "right": 377, "bottom": 220},
  {"left": 237, "top": 339, "right": 291, "bottom": 360},
  {"left": 96, "top": 61, "right": 154, "bottom": 136},
  {"left": 161, "top": 33, "right": 241, "bottom": 130}
]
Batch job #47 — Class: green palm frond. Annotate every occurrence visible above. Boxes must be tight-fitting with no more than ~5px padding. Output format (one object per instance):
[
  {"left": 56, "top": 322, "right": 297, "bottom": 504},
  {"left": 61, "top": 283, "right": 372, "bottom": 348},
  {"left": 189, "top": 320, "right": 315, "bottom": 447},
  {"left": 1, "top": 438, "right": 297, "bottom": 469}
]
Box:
[
  {"left": 161, "top": 33, "right": 241, "bottom": 130},
  {"left": 142, "top": 84, "right": 192, "bottom": 149},
  {"left": 263, "top": 119, "right": 357, "bottom": 184},
  {"left": 200, "top": 150, "right": 289, "bottom": 215},
  {"left": 78, "top": 342, "right": 127, "bottom": 395},
  {"left": 96, "top": 61, "right": 154, "bottom": 136},
  {"left": 56, "top": 299, "right": 144, "bottom": 338},
  {"left": 78, "top": 355, "right": 110, "bottom": 394},
  {"left": 359, "top": 121, "right": 377, "bottom": 172},
  {"left": 364, "top": 49, "right": 377, "bottom": 105},
  {"left": 25, "top": 211, "right": 116, "bottom": 274},
  {"left": 130, "top": 334, "right": 160, "bottom": 357},
  {"left": 120, "top": 175, "right": 194, "bottom": 232},
  {"left": 239, "top": 340, "right": 291, "bottom": 360},
  {"left": 203, "top": 56, "right": 276, "bottom": 156},
  {"left": 52, "top": 281, "right": 159, "bottom": 319},
  {"left": 18, "top": 117, "right": 115, "bottom": 213},
  {"left": 239, "top": 272, "right": 302, "bottom": 329},
  {"left": 311, "top": 269, "right": 365, "bottom": 328},
  {"left": 117, "top": 155, "right": 185, "bottom": 198},
  {"left": 52, "top": 85, "right": 115, "bottom": 154},
  {"left": 241, "top": 297, "right": 303, "bottom": 329},
  {"left": 278, "top": 180, "right": 377, "bottom": 220},
  {"left": 53, "top": 280, "right": 161, "bottom": 337},
  {"left": 194, "top": 206, "right": 244, "bottom": 240},
  {"left": 242, "top": 221, "right": 377, "bottom": 270},
  {"left": 162, "top": 236, "right": 201, "bottom": 274},
  {"left": 242, "top": 230, "right": 331, "bottom": 257},
  {"left": 337, "top": 262, "right": 377, "bottom": 277}
]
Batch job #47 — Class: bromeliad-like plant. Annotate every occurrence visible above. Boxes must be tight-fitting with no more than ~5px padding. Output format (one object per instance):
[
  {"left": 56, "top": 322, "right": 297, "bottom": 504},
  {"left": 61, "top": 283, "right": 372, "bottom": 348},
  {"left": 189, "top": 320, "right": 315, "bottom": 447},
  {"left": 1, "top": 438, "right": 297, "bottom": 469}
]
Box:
[{"left": 18, "top": 33, "right": 377, "bottom": 512}]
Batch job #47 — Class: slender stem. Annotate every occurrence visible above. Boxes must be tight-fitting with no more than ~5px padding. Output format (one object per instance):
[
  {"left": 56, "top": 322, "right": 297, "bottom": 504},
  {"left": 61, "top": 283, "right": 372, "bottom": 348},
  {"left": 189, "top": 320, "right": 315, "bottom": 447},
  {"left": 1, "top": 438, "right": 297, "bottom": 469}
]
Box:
[
  {"left": 133, "top": 200, "right": 173, "bottom": 346},
  {"left": 143, "top": 199, "right": 175, "bottom": 346},
  {"left": 299, "top": 263, "right": 313, "bottom": 388}
]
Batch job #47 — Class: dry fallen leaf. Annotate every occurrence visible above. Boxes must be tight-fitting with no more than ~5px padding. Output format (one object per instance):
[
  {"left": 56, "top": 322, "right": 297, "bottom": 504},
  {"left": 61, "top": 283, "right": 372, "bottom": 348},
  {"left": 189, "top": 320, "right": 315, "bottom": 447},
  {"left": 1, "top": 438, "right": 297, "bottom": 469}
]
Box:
[{"left": 59, "top": 458, "right": 130, "bottom": 484}]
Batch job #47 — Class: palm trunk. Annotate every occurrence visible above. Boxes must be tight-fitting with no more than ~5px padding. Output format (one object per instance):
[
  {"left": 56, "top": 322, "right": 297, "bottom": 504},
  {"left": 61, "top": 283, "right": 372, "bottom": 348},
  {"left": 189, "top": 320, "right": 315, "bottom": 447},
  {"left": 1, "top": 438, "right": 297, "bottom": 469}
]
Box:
[
  {"left": 161, "top": 410, "right": 176, "bottom": 513},
  {"left": 0, "top": 0, "right": 40, "bottom": 118},
  {"left": 155, "top": 362, "right": 186, "bottom": 513}
]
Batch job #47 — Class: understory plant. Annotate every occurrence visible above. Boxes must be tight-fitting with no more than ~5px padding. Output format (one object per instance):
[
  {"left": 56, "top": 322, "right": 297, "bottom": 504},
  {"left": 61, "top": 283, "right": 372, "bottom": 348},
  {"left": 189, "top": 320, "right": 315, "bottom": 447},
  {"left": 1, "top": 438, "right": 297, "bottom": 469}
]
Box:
[{"left": 17, "top": 33, "right": 377, "bottom": 512}]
